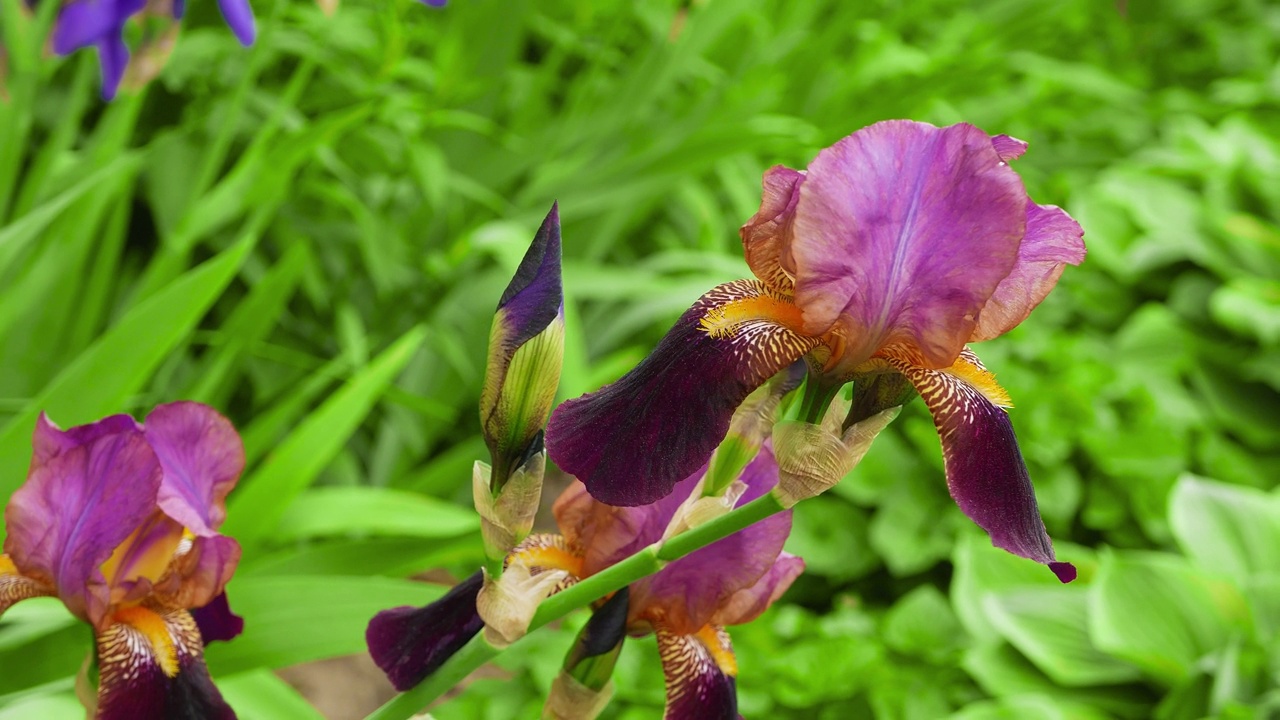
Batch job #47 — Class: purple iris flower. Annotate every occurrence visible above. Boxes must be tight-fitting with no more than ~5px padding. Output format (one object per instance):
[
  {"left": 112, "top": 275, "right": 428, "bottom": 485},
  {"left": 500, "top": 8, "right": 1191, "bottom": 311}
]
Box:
[
  {"left": 0, "top": 402, "right": 245, "bottom": 719},
  {"left": 368, "top": 447, "right": 801, "bottom": 718},
  {"left": 546, "top": 120, "right": 1086, "bottom": 582},
  {"left": 51, "top": 0, "right": 257, "bottom": 100}
]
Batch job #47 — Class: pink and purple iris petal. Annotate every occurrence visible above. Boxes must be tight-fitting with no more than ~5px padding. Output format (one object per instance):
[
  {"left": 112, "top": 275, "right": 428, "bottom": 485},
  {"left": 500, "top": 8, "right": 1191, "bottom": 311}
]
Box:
[
  {"left": 788, "top": 120, "right": 1028, "bottom": 367},
  {"left": 3, "top": 421, "right": 162, "bottom": 623},
  {"left": 708, "top": 552, "right": 804, "bottom": 627},
  {"left": 970, "top": 202, "right": 1086, "bottom": 342},
  {"left": 547, "top": 279, "right": 817, "bottom": 506},
  {"left": 366, "top": 571, "right": 485, "bottom": 691},
  {"left": 741, "top": 166, "right": 804, "bottom": 295},
  {"left": 495, "top": 203, "right": 563, "bottom": 349},
  {"left": 554, "top": 446, "right": 797, "bottom": 633},
  {"left": 629, "top": 449, "right": 794, "bottom": 633},
  {"left": 217, "top": 0, "right": 257, "bottom": 46},
  {"left": 191, "top": 592, "right": 244, "bottom": 644},
  {"left": 96, "top": 609, "right": 236, "bottom": 720},
  {"left": 658, "top": 629, "right": 739, "bottom": 720},
  {"left": 145, "top": 402, "right": 244, "bottom": 538},
  {"left": 888, "top": 351, "right": 1075, "bottom": 582}
]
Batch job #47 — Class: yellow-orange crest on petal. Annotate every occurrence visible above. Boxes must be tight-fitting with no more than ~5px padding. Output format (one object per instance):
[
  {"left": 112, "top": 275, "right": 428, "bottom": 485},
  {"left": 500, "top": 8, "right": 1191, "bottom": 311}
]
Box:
[
  {"left": 111, "top": 605, "right": 180, "bottom": 677},
  {"left": 694, "top": 625, "right": 738, "bottom": 677}
]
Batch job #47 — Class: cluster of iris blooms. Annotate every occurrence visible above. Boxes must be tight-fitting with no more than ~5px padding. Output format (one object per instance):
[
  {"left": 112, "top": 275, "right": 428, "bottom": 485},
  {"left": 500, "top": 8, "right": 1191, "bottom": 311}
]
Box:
[
  {"left": 2, "top": 11, "right": 1088, "bottom": 716},
  {"left": 0, "top": 115, "right": 1085, "bottom": 717}
]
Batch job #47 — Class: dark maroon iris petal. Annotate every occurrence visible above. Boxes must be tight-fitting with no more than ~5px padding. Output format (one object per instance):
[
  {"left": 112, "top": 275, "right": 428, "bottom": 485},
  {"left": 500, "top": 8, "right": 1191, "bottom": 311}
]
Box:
[
  {"left": 366, "top": 571, "right": 485, "bottom": 691},
  {"left": 658, "top": 629, "right": 738, "bottom": 720},
  {"left": 889, "top": 351, "right": 1074, "bottom": 582},
  {"left": 96, "top": 609, "right": 236, "bottom": 720},
  {"left": 191, "top": 592, "right": 244, "bottom": 644},
  {"left": 547, "top": 280, "right": 816, "bottom": 506}
]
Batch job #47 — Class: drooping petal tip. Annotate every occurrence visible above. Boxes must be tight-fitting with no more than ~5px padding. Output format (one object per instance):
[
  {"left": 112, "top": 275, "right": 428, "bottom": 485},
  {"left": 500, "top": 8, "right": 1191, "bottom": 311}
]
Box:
[
  {"left": 191, "top": 592, "right": 244, "bottom": 644},
  {"left": 366, "top": 571, "right": 484, "bottom": 691},
  {"left": 1050, "top": 561, "right": 1077, "bottom": 584},
  {"left": 888, "top": 349, "right": 1069, "bottom": 576}
]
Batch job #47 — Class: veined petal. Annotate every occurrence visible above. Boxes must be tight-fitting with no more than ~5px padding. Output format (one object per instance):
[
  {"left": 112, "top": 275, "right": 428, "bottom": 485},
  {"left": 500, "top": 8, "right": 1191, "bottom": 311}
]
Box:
[
  {"left": 790, "top": 120, "right": 1027, "bottom": 369},
  {"left": 479, "top": 535, "right": 582, "bottom": 647},
  {"left": 991, "top": 134, "right": 1028, "bottom": 162},
  {"left": 709, "top": 552, "right": 803, "bottom": 627},
  {"left": 658, "top": 626, "right": 738, "bottom": 720},
  {"left": 32, "top": 413, "right": 139, "bottom": 464},
  {"left": 367, "top": 571, "right": 485, "bottom": 691},
  {"left": 0, "top": 555, "right": 54, "bottom": 617},
  {"left": 216, "top": 0, "right": 257, "bottom": 46},
  {"left": 190, "top": 592, "right": 244, "bottom": 644},
  {"left": 100, "top": 512, "right": 185, "bottom": 607},
  {"left": 145, "top": 402, "right": 245, "bottom": 537},
  {"left": 885, "top": 349, "right": 1075, "bottom": 582},
  {"left": 4, "top": 424, "right": 162, "bottom": 625},
  {"left": 96, "top": 606, "right": 235, "bottom": 720},
  {"left": 741, "top": 166, "right": 804, "bottom": 295},
  {"left": 547, "top": 279, "right": 819, "bottom": 506},
  {"left": 969, "top": 202, "right": 1086, "bottom": 342},
  {"left": 629, "top": 448, "right": 792, "bottom": 634}
]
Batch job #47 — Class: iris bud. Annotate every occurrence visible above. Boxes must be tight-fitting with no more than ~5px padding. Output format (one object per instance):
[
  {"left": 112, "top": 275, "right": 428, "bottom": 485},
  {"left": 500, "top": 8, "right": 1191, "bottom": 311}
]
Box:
[{"left": 479, "top": 204, "right": 564, "bottom": 494}]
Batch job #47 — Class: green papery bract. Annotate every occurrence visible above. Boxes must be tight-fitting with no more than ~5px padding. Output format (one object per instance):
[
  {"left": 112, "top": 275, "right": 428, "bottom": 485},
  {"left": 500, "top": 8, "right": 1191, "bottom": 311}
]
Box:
[{"left": 481, "top": 315, "right": 564, "bottom": 491}]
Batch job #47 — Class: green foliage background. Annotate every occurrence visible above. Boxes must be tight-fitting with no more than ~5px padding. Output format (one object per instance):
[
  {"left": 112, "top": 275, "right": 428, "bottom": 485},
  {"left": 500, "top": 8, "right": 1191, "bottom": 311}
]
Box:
[{"left": 2, "top": 0, "right": 1279, "bottom": 718}]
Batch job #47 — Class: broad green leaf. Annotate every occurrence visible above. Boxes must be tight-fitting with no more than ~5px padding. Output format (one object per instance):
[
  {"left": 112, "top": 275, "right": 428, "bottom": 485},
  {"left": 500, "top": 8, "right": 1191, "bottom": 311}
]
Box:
[
  {"left": 274, "top": 486, "right": 478, "bottom": 543},
  {"left": 1168, "top": 474, "right": 1280, "bottom": 583},
  {"left": 242, "top": 536, "right": 483, "bottom": 578},
  {"left": 948, "top": 693, "right": 1113, "bottom": 720},
  {"left": 224, "top": 326, "right": 427, "bottom": 547},
  {"left": 0, "top": 236, "right": 253, "bottom": 507},
  {"left": 983, "top": 586, "right": 1140, "bottom": 687},
  {"left": 218, "top": 669, "right": 325, "bottom": 720},
  {"left": 961, "top": 643, "right": 1152, "bottom": 719},
  {"left": 0, "top": 153, "right": 141, "bottom": 278},
  {"left": 203, "top": 575, "right": 445, "bottom": 674},
  {"left": 951, "top": 534, "right": 1068, "bottom": 640},
  {"left": 1089, "top": 550, "right": 1248, "bottom": 684},
  {"left": 0, "top": 693, "right": 81, "bottom": 720},
  {"left": 882, "top": 585, "right": 964, "bottom": 662}
]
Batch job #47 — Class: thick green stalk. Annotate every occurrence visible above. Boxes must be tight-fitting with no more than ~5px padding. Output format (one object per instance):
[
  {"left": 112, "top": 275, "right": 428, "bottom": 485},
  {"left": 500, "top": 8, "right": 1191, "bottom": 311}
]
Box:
[{"left": 365, "top": 493, "right": 788, "bottom": 720}]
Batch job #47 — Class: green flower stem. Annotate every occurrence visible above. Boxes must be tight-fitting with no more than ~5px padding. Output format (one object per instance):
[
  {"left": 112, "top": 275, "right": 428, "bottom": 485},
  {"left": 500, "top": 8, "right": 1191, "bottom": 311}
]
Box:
[{"left": 365, "top": 492, "right": 788, "bottom": 720}]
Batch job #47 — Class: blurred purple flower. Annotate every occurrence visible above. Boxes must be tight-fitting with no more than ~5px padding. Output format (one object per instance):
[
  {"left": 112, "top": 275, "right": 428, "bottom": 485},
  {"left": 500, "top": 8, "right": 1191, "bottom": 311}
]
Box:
[
  {"left": 547, "top": 120, "right": 1085, "bottom": 582},
  {"left": 51, "top": 0, "right": 257, "bottom": 99},
  {"left": 1, "top": 402, "right": 245, "bottom": 719}
]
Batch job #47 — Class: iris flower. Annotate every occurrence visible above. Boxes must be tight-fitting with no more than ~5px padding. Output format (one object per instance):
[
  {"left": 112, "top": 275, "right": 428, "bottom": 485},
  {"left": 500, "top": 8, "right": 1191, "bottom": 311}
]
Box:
[
  {"left": 50, "top": 0, "right": 257, "bottom": 99},
  {"left": 368, "top": 447, "right": 800, "bottom": 719},
  {"left": 546, "top": 120, "right": 1085, "bottom": 582},
  {"left": 0, "top": 402, "right": 245, "bottom": 719}
]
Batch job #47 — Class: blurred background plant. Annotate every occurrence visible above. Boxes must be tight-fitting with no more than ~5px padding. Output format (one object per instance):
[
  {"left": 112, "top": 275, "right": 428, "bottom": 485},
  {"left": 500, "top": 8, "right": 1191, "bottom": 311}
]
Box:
[{"left": 0, "top": 0, "right": 1278, "bottom": 718}]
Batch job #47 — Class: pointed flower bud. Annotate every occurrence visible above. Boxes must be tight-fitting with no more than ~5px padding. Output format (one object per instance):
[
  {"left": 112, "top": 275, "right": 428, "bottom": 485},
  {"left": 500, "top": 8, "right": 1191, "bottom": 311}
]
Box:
[
  {"left": 544, "top": 589, "right": 630, "bottom": 720},
  {"left": 772, "top": 394, "right": 899, "bottom": 508},
  {"left": 480, "top": 204, "right": 564, "bottom": 492},
  {"left": 472, "top": 437, "right": 546, "bottom": 560}
]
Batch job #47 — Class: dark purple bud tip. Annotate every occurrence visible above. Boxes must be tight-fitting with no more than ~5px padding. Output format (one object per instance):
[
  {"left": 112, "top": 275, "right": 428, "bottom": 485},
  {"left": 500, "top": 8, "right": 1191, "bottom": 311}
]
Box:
[
  {"left": 498, "top": 203, "right": 563, "bottom": 347},
  {"left": 366, "top": 571, "right": 485, "bottom": 691},
  {"left": 1050, "top": 562, "right": 1077, "bottom": 584}
]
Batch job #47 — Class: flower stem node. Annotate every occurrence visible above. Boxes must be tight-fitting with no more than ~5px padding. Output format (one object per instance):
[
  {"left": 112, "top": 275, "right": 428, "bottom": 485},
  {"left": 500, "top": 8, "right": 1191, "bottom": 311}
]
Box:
[
  {"left": 771, "top": 398, "right": 900, "bottom": 508},
  {"left": 472, "top": 452, "right": 545, "bottom": 562},
  {"left": 662, "top": 476, "right": 747, "bottom": 542}
]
